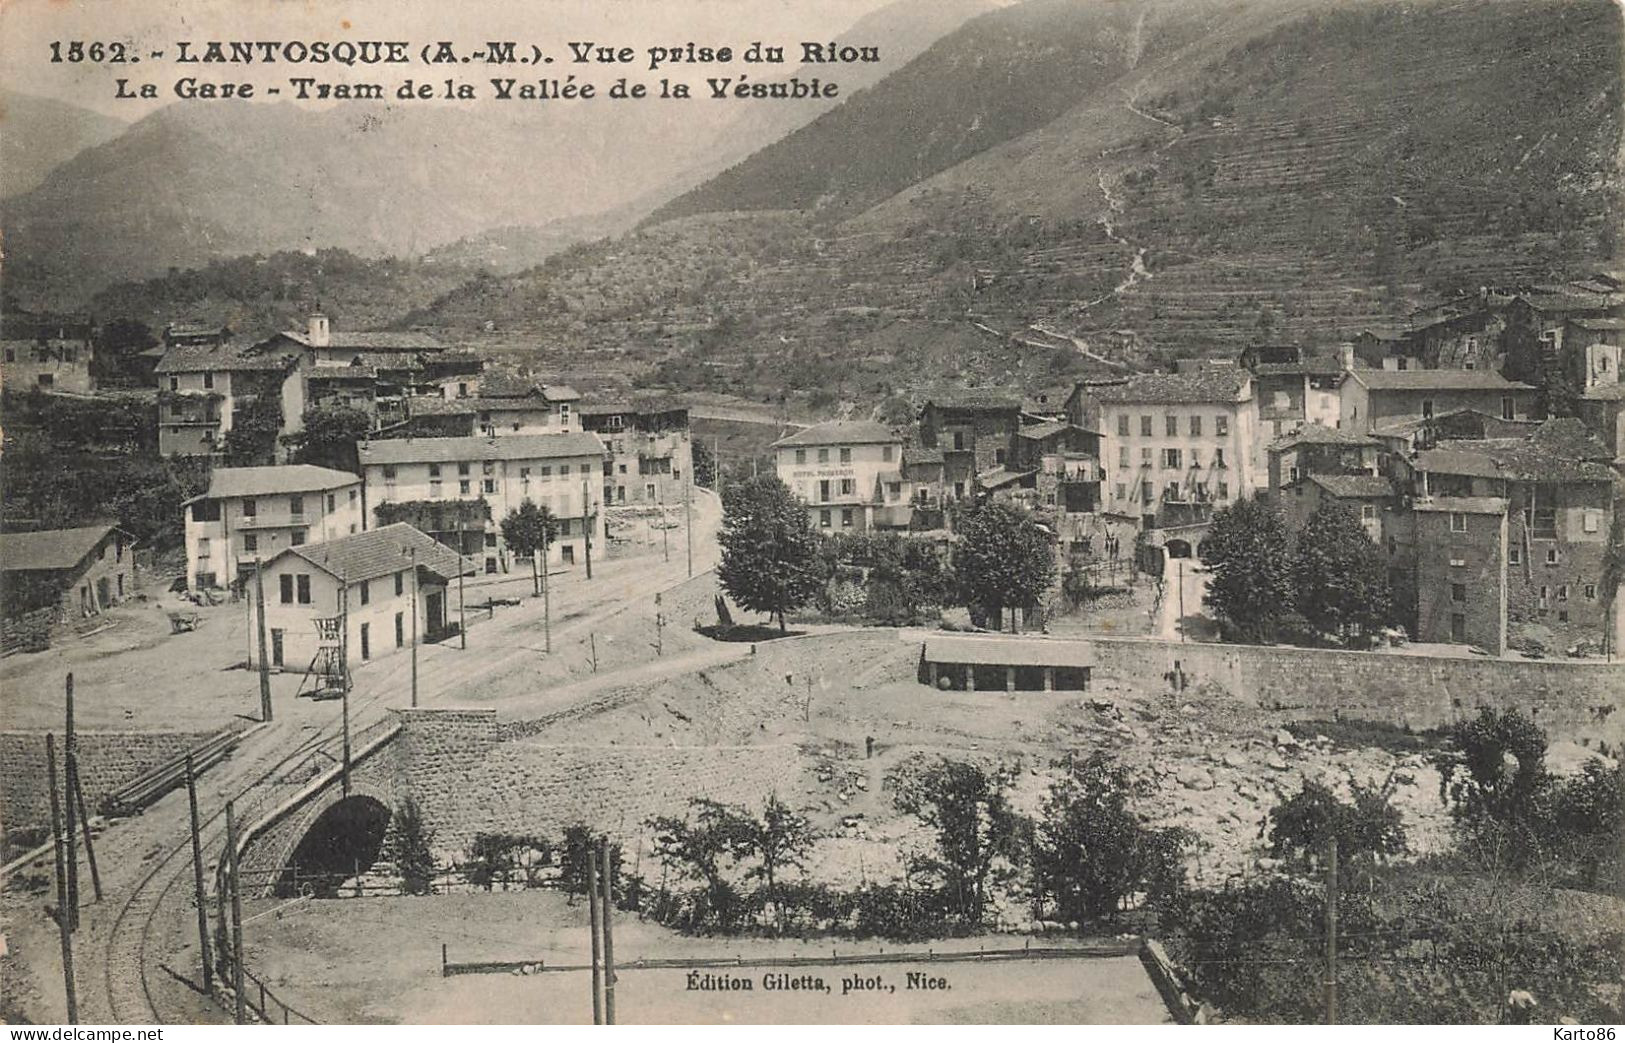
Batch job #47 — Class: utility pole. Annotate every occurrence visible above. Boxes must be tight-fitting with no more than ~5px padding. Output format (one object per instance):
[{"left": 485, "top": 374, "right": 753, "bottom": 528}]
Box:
[
  {"left": 542, "top": 533, "right": 552, "bottom": 655},
  {"left": 46, "top": 735, "right": 76, "bottom": 1024},
  {"left": 339, "top": 580, "right": 352, "bottom": 797},
  {"left": 226, "top": 800, "right": 245, "bottom": 1025},
  {"left": 1324, "top": 834, "right": 1339, "bottom": 1025},
  {"left": 714, "top": 434, "right": 722, "bottom": 502},
  {"left": 601, "top": 838, "right": 616, "bottom": 1025},
  {"left": 582, "top": 479, "right": 594, "bottom": 580},
  {"left": 409, "top": 546, "right": 419, "bottom": 708},
  {"left": 589, "top": 632, "right": 598, "bottom": 673},
  {"left": 63, "top": 676, "right": 78, "bottom": 929},
  {"left": 684, "top": 473, "right": 694, "bottom": 578},
  {"left": 254, "top": 558, "right": 272, "bottom": 721},
  {"left": 655, "top": 593, "right": 664, "bottom": 656},
  {"left": 186, "top": 753, "right": 213, "bottom": 994},
  {"left": 70, "top": 761, "right": 101, "bottom": 903},
  {"left": 659, "top": 485, "right": 670, "bottom": 563},
  {"left": 457, "top": 521, "right": 467, "bottom": 650},
  {"left": 1177, "top": 560, "right": 1186, "bottom": 644},
  {"left": 587, "top": 853, "right": 603, "bottom": 1025}
]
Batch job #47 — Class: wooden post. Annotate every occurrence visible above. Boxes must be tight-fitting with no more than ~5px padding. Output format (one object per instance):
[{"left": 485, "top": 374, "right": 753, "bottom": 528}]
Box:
[
  {"left": 601, "top": 838, "right": 617, "bottom": 1024},
  {"left": 684, "top": 474, "right": 694, "bottom": 578},
  {"left": 1324, "top": 834, "right": 1339, "bottom": 1025},
  {"left": 186, "top": 753, "right": 213, "bottom": 994},
  {"left": 582, "top": 479, "right": 594, "bottom": 580},
  {"left": 457, "top": 522, "right": 468, "bottom": 649},
  {"left": 659, "top": 485, "right": 670, "bottom": 562},
  {"left": 70, "top": 765, "right": 102, "bottom": 901},
  {"left": 655, "top": 593, "right": 664, "bottom": 656},
  {"left": 46, "top": 735, "right": 77, "bottom": 1023},
  {"left": 587, "top": 853, "right": 604, "bottom": 1025},
  {"left": 589, "top": 632, "right": 597, "bottom": 673},
  {"left": 410, "top": 546, "right": 419, "bottom": 708},
  {"left": 254, "top": 558, "right": 272, "bottom": 721},
  {"left": 63, "top": 677, "right": 79, "bottom": 929},
  {"left": 542, "top": 533, "right": 552, "bottom": 655},
  {"left": 227, "top": 800, "right": 246, "bottom": 1024}
]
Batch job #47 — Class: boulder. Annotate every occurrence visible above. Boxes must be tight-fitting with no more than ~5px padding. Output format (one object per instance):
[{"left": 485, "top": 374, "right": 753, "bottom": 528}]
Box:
[
  {"left": 1178, "top": 767, "right": 1216, "bottom": 791},
  {"left": 1274, "top": 728, "right": 1298, "bottom": 748},
  {"left": 1266, "top": 754, "right": 1289, "bottom": 771}
]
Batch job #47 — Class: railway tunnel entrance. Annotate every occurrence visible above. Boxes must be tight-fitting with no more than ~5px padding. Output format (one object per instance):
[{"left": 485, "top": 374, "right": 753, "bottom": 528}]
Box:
[{"left": 276, "top": 795, "right": 391, "bottom": 897}]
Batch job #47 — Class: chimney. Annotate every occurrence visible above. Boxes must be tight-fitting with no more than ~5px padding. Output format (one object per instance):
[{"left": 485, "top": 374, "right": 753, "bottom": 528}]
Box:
[
  {"left": 308, "top": 312, "right": 331, "bottom": 348},
  {"left": 1338, "top": 342, "right": 1355, "bottom": 373}
]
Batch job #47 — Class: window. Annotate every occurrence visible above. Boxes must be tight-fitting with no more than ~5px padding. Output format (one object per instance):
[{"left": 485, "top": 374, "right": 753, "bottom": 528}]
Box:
[
  {"left": 395, "top": 571, "right": 405, "bottom": 596},
  {"left": 484, "top": 532, "right": 497, "bottom": 548},
  {"left": 327, "top": 493, "right": 336, "bottom": 512},
  {"left": 1558, "top": 584, "right": 1569, "bottom": 602},
  {"left": 291, "top": 530, "right": 305, "bottom": 547},
  {"left": 540, "top": 466, "right": 552, "bottom": 479},
  {"left": 360, "top": 581, "right": 370, "bottom": 606},
  {"left": 482, "top": 461, "right": 495, "bottom": 476},
  {"left": 1117, "top": 414, "right": 1129, "bottom": 437},
  {"left": 559, "top": 404, "right": 570, "bottom": 426},
  {"left": 818, "top": 448, "right": 830, "bottom": 463},
  {"left": 1583, "top": 510, "right": 1601, "bottom": 534},
  {"left": 395, "top": 612, "right": 404, "bottom": 648},
  {"left": 819, "top": 480, "right": 831, "bottom": 502},
  {"left": 1190, "top": 448, "right": 1202, "bottom": 466},
  {"left": 839, "top": 448, "right": 852, "bottom": 464},
  {"left": 1450, "top": 512, "right": 1467, "bottom": 532},
  {"left": 841, "top": 508, "right": 854, "bottom": 528},
  {"left": 1585, "top": 584, "right": 1597, "bottom": 600},
  {"left": 459, "top": 480, "right": 471, "bottom": 495},
  {"left": 1165, "top": 415, "right": 1178, "bottom": 437},
  {"left": 1214, "top": 448, "right": 1227, "bottom": 467},
  {"left": 1509, "top": 546, "right": 1522, "bottom": 565},
  {"left": 839, "top": 478, "right": 855, "bottom": 496},
  {"left": 1140, "top": 481, "right": 1154, "bottom": 503},
  {"left": 1118, "top": 446, "right": 1130, "bottom": 468},
  {"left": 1165, "top": 482, "right": 1180, "bottom": 501},
  {"left": 1501, "top": 396, "right": 1515, "bottom": 421},
  {"left": 169, "top": 376, "right": 179, "bottom": 391},
  {"left": 1546, "top": 548, "right": 1559, "bottom": 565},
  {"left": 1539, "top": 585, "right": 1550, "bottom": 607},
  {"left": 560, "top": 465, "right": 571, "bottom": 477},
  {"left": 1216, "top": 481, "right": 1229, "bottom": 500},
  {"left": 280, "top": 575, "right": 294, "bottom": 604},
  {"left": 484, "top": 479, "right": 496, "bottom": 494},
  {"left": 1163, "top": 448, "right": 1182, "bottom": 469},
  {"left": 349, "top": 489, "right": 357, "bottom": 504},
  {"left": 428, "top": 464, "right": 442, "bottom": 479},
  {"left": 382, "top": 466, "right": 397, "bottom": 482},
  {"left": 243, "top": 534, "right": 258, "bottom": 554},
  {"left": 1451, "top": 583, "right": 1467, "bottom": 603},
  {"left": 1140, "top": 415, "right": 1153, "bottom": 437},
  {"left": 819, "top": 509, "right": 832, "bottom": 528},
  {"left": 242, "top": 498, "right": 257, "bottom": 519},
  {"left": 1362, "top": 505, "right": 1377, "bottom": 522},
  {"left": 795, "top": 449, "right": 806, "bottom": 464},
  {"left": 1215, "top": 415, "right": 1229, "bottom": 437},
  {"left": 995, "top": 448, "right": 1006, "bottom": 466},
  {"left": 882, "top": 446, "right": 894, "bottom": 462},
  {"left": 1115, "top": 482, "right": 1128, "bottom": 501},
  {"left": 953, "top": 432, "right": 965, "bottom": 451},
  {"left": 359, "top": 622, "right": 370, "bottom": 661},
  {"left": 296, "top": 574, "right": 311, "bottom": 605},
  {"left": 1450, "top": 557, "right": 1466, "bottom": 567},
  {"left": 290, "top": 495, "right": 304, "bottom": 517}
]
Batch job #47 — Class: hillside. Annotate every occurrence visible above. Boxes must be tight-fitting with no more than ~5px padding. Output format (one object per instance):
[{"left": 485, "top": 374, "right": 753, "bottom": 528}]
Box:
[
  {"left": 410, "top": 0, "right": 1621, "bottom": 408},
  {"left": 0, "top": 90, "right": 125, "bottom": 198}
]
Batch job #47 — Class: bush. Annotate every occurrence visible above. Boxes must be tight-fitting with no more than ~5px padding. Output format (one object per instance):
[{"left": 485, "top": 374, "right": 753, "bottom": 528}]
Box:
[{"left": 391, "top": 798, "right": 436, "bottom": 896}]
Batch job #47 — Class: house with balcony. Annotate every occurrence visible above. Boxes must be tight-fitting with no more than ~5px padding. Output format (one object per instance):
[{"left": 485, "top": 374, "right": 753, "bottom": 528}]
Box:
[
  {"left": 578, "top": 400, "right": 693, "bottom": 507},
  {"left": 182, "top": 465, "right": 365, "bottom": 590},
  {"left": 154, "top": 339, "right": 305, "bottom": 458},
  {"left": 402, "top": 370, "right": 581, "bottom": 437},
  {"left": 357, "top": 432, "right": 608, "bottom": 574},
  {"left": 1240, "top": 344, "right": 1344, "bottom": 443},
  {"left": 773, "top": 420, "right": 904, "bottom": 532},
  {"left": 1265, "top": 423, "right": 1382, "bottom": 499},
  {"left": 918, "top": 391, "right": 1024, "bottom": 501}
]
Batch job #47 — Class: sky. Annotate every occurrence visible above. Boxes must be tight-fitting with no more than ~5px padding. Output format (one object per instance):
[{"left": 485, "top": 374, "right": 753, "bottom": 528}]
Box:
[{"left": 1, "top": 0, "right": 907, "bottom": 119}]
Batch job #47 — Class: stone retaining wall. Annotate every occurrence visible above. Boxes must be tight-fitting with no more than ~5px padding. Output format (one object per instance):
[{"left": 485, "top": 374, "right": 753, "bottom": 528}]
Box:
[{"left": 0, "top": 728, "right": 223, "bottom": 831}]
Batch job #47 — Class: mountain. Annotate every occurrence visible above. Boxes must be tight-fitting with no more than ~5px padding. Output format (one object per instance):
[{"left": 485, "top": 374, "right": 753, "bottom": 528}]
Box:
[
  {"left": 0, "top": 90, "right": 126, "bottom": 198},
  {"left": 410, "top": 0, "right": 1621, "bottom": 410}
]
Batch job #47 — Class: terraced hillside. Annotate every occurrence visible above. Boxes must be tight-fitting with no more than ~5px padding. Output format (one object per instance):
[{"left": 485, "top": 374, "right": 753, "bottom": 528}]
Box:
[{"left": 411, "top": 0, "right": 1621, "bottom": 406}]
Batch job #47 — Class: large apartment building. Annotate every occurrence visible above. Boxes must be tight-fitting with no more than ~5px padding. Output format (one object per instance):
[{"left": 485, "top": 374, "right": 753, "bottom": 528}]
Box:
[
  {"left": 357, "top": 433, "right": 608, "bottom": 573},
  {"left": 773, "top": 420, "right": 904, "bottom": 532},
  {"left": 578, "top": 400, "right": 693, "bottom": 507}
]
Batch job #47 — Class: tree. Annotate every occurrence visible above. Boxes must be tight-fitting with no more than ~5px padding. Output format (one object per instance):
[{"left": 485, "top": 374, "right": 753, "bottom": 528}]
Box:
[
  {"left": 895, "top": 759, "right": 1027, "bottom": 926},
  {"left": 500, "top": 500, "right": 559, "bottom": 596},
  {"left": 648, "top": 798, "right": 755, "bottom": 931},
  {"left": 733, "top": 794, "right": 814, "bottom": 932},
  {"left": 1036, "top": 753, "right": 1189, "bottom": 920},
  {"left": 284, "top": 404, "right": 372, "bottom": 472},
  {"left": 1202, "top": 497, "right": 1296, "bottom": 641},
  {"left": 221, "top": 394, "right": 283, "bottom": 466},
  {"left": 1266, "top": 778, "right": 1406, "bottom": 868},
  {"left": 952, "top": 501, "right": 1057, "bottom": 633},
  {"left": 391, "top": 797, "right": 437, "bottom": 896},
  {"left": 691, "top": 440, "right": 718, "bottom": 489},
  {"left": 717, "top": 475, "right": 822, "bottom": 632},
  {"left": 1292, "top": 500, "right": 1391, "bottom": 642}
]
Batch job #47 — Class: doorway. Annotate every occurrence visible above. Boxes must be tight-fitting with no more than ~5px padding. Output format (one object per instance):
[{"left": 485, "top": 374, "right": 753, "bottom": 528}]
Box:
[{"left": 271, "top": 628, "right": 285, "bottom": 668}]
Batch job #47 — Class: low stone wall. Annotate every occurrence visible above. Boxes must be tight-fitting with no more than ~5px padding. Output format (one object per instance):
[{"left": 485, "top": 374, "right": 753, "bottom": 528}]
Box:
[
  {"left": 1, "top": 607, "right": 57, "bottom": 656},
  {"left": 0, "top": 728, "right": 224, "bottom": 831},
  {"left": 1091, "top": 638, "right": 1625, "bottom": 744}
]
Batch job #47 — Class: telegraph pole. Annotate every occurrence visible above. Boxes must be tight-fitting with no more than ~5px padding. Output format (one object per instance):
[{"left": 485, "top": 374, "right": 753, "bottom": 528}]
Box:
[
  {"left": 70, "top": 761, "right": 101, "bottom": 902},
  {"left": 601, "top": 838, "right": 616, "bottom": 1025},
  {"left": 254, "top": 558, "right": 272, "bottom": 721},
  {"left": 587, "top": 853, "right": 604, "bottom": 1024},
  {"left": 582, "top": 479, "right": 594, "bottom": 580},
  {"left": 226, "top": 801, "right": 245, "bottom": 1025},
  {"left": 339, "top": 580, "right": 352, "bottom": 797},
  {"left": 409, "top": 546, "right": 419, "bottom": 708},
  {"left": 684, "top": 473, "right": 694, "bottom": 578},
  {"left": 659, "top": 485, "right": 670, "bottom": 563},
  {"left": 457, "top": 521, "right": 467, "bottom": 650},
  {"left": 1177, "top": 561, "right": 1186, "bottom": 644},
  {"left": 186, "top": 753, "right": 213, "bottom": 994},
  {"left": 46, "top": 735, "right": 77, "bottom": 1024},
  {"left": 655, "top": 593, "right": 664, "bottom": 657},
  {"left": 542, "top": 533, "right": 552, "bottom": 655},
  {"left": 1324, "top": 834, "right": 1339, "bottom": 1025},
  {"left": 63, "top": 676, "right": 78, "bottom": 929}
]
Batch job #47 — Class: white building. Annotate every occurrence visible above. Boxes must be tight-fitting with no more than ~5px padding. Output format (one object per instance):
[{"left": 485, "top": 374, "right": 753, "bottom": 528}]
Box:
[
  {"left": 183, "top": 465, "right": 365, "bottom": 590},
  {"left": 772, "top": 420, "right": 903, "bottom": 531},
  {"left": 357, "top": 432, "right": 608, "bottom": 574},
  {"left": 1097, "top": 369, "right": 1261, "bottom": 518},
  {"left": 154, "top": 341, "right": 306, "bottom": 458},
  {"left": 245, "top": 523, "right": 468, "bottom": 671}
]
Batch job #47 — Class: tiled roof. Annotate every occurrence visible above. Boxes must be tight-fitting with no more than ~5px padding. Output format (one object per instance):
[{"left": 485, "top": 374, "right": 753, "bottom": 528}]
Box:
[
  {"left": 1017, "top": 421, "right": 1072, "bottom": 441},
  {"left": 1307, "top": 474, "right": 1392, "bottom": 499},
  {"left": 923, "top": 635, "right": 1095, "bottom": 668},
  {"left": 1095, "top": 369, "right": 1251, "bottom": 404},
  {"left": 280, "top": 330, "right": 445, "bottom": 352},
  {"left": 0, "top": 524, "right": 126, "bottom": 572},
  {"left": 977, "top": 467, "right": 1037, "bottom": 490},
  {"left": 903, "top": 445, "right": 945, "bottom": 465},
  {"left": 1416, "top": 421, "right": 1615, "bottom": 483},
  {"left": 285, "top": 523, "right": 469, "bottom": 584},
  {"left": 154, "top": 340, "right": 297, "bottom": 374},
  {"left": 1569, "top": 317, "right": 1625, "bottom": 332},
  {"left": 1350, "top": 370, "right": 1533, "bottom": 391},
  {"left": 357, "top": 432, "right": 607, "bottom": 466},
  {"left": 1414, "top": 448, "right": 1506, "bottom": 479},
  {"left": 1252, "top": 351, "right": 1343, "bottom": 377},
  {"left": 1414, "top": 496, "right": 1508, "bottom": 515},
  {"left": 1270, "top": 423, "right": 1378, "bottom": 450},
  {"left": 193, "top": 466, "right": 360, "bottom": 503},
  {"left": 772, "top": 420, "right": 898, "bottom": 448},
  {"left": 925, "top": 389, "right": 1024, "bottom": 411}
]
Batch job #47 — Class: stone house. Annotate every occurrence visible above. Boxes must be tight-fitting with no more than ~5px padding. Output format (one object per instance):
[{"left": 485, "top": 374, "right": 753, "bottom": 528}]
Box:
[
  {"left": 1338, "top": 369, "right": 1537, "bottom": 435},
  {"left": 0, "top": 524, "right": 137, "bottom": 623},
  {"left": 577, "top": 400, "right": 693, "bottom": 507},
  {"left": 0, "top": 316, "right": 96, "bottom": 394},
  {"left": 154, "top": 339, "right": 305, "bottom": 458},
  {"left": 773, "top": 420, "right": 902, "bottom": 532},
  {"left": 918, "top": 391, "right": 1025, "bottom": 500},
  {"left": 183, "top": 465, "right": 365, "bottom": 590}
]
